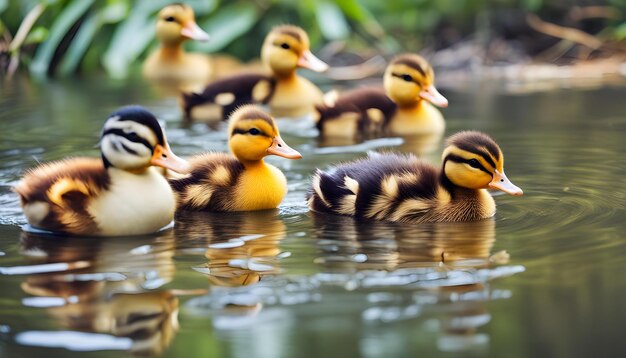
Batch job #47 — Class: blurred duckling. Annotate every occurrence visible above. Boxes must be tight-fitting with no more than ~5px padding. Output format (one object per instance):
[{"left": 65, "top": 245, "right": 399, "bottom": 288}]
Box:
[
  {"left": 181, "top": 25, "right": 328, "bottom": 123},
  {"left": 316, "top": 54, "right": 448, "bottom": 140},
  {"left": 170, "top": 105, "right": 302, "bottom": 211},
  {"left": 14, "top": 106, "right": 190, "bottom": 236},
  {"left": 308, "top": 131, "right": 523, "bottom": 222},
  {"left": 143, "top": 4, "right": 211, "bottom": 85}
]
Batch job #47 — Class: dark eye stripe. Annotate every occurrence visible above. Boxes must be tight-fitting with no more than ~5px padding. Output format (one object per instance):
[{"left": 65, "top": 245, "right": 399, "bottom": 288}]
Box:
[
  {"left": 445, "top": 154, "right": 491, "bottom": 175},
  {"left": 391, "top": 72, "right": 419, "bottom": 85},
  {"left": 103, "top": 128, "right": 153, "bottom": 151},
  {"left": 231, "top": 128, "right": 269, "bottom": 137}
]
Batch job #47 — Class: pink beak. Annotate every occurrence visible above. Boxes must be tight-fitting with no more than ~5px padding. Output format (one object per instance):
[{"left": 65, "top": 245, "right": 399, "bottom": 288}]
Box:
[
  {"left": 488, "top": 169, "right": 523, "bottom": 196},
  {"left": 180, "top": 22, "right": 210, "bottom": 42},
  {"left": 266, "top": 136, "right": 302, "bottom": 159},
  {"left": 419, "top": 85, "right": 448, "bottom": 108},
  {"left": 297, "top": 50, "right": 329, "bottom": 72}
]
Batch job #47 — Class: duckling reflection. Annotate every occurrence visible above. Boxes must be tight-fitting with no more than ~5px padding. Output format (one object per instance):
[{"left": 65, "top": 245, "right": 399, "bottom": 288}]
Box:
[
  {"left": 175, "top": 210, "right": 286, "bottom": 287},
  {"left": 18, "top": 231, "right": 179, "bottom": 355},
  {"left": 311, "top": 213, "right": 505, "bottom": 353}
]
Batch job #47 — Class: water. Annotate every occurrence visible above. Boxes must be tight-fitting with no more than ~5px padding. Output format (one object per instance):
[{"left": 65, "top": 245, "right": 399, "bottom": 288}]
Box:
[{"left": 1, "top": 74, "right": 625, "bottom": 357}]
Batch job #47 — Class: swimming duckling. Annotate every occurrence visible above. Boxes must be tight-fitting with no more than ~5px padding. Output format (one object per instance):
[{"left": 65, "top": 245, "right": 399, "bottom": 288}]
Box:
[
  {"left": 14, "top": 106, "right": 190, "bottom": 236},
  {"left": 308, "top": 131, "right": 523, "bottom": 222},
  {"left": 181, "top": 25, "right": 328, "bottom": 123},
  {"left": 170, "top": 105, "right": 302, "bottom": 211},
  {"left": 316, "top": 54, "right": 448, "bottom": 140},
  {"left": 143, "top": 4, "right": 211, "bottom": 86}
]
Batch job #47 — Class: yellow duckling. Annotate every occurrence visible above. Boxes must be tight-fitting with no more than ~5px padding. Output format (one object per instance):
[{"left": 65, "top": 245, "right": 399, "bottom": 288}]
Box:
[
  {"left": 170, "top": 105, "right": 302, "bottom": 211},
  {"left": 181, "top": 25, "right": 328, "bottom": 123},
  {"left": 308, "top": 131, "right": 523, "bottom": 222},
  {"left": 316, "top": 53, "right": 448, "bottom": 140},
  {"left": 14, "top": 106, "right": 190, "bottom": 236},
  {"left": 142, "top": 4, "right": 211, "bottom": 85}
]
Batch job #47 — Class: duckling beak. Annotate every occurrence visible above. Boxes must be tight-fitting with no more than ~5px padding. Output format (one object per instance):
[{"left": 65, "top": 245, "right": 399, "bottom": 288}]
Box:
[
  {"left": 180, "top": 22, "right": 210, "bottom": 42},
  {"left": 297, "top": 50, "right": 329, "bottom": 72},
  {"left": 489, "top": 169, "right": 523, "bottom": 196},
  {"left": 419, "top": 85, "right": 448, "bottom": 108},
  {"left": 267, "top": 136, "right": 302, "bottom": 159},
  {"left": 151, "top": 143, "right": 191, "bottom": 174}
]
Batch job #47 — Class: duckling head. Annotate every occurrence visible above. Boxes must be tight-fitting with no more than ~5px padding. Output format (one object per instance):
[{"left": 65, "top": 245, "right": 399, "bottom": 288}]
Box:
[
  {"left": 261, "top": 25, "right": 328, "bottom": 78},
  {"left": 383, "top": 54, "right": 448, "bottom": 108},
  {"left": 228, "top": 105, "right": 302, "bottom": 163},
  {"left": 442, "top": 131, "right": 523, "bottom": 195},
  {"left": 100, "top": 106, "right": 189, "bottom": 173},
  {"left": 155, "top": 4, "right": 210, "bottom": 47}
]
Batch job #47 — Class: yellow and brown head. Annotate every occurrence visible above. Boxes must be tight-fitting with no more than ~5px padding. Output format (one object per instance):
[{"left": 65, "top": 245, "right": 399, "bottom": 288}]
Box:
[
  {"left": 383, "top": 54, "right": 448, "bottom": 108},
  {"left": 101, "top": 106, "right": 189, "bottom": 173},
  {"left": 228, "top": 105, "right": 302, "bottom": 162},
  {"left": 442, "top": 131, "right": 522, "bottom": 195},
  {"left": 261, "top": 25, "right": 328, "bottom": 77},
  {"left": 155, "top": 3, "right": 210, "bottom": 46}
]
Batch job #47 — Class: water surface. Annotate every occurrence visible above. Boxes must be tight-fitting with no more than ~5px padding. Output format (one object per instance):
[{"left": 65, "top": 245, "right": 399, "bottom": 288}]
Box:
[{"left": 1, "top": 74, "right": 625, "bottom": 357}]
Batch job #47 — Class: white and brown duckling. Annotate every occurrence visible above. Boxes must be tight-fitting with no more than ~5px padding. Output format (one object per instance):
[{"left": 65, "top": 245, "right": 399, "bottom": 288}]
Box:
[
  {"left": 308, "top": 131, "right": 523, "bottom": 222},
  {"left": 169, "top": 105, "right": 302, "bottom": 211},
  {"left": 316, "top": 53, "right": 448, "bottom": 140},
  {"left": 181, "top": 25, "right": 328, "bottom": 123},
  {"left": 143, "top": 4, "right": 211, "bottom": 86},
  {"left": 14, "top": 106, "right": 190, "bottom": 236}
]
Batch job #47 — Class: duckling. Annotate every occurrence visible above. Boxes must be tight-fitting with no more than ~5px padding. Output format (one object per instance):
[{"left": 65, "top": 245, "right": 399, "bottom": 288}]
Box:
[
  {"left": 143, "top": 4, "right": 211, "bottom": 86},
  {"left": 316, "top": 54, "right": 448, "bottom": 140},
  {"left": 308, "top": 131, "right": 523, "bottom": 222},
  {"left": 181, "top": 25, "right": 328, "bottom": 123},
  {"left": 14, "top": 106, "right": 190, "bottom": 236},
  {"left": 170, "top": 105, "right": 302, "bottom": 211}
]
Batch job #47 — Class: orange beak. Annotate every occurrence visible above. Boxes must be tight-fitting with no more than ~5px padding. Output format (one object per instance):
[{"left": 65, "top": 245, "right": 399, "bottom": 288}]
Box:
[
  {"left": 180, "top": 22, "right": 210, "bottom": 42},
  {"left": 151, "top": 143, "right": 191, "bottom": 173},
  {"left": 419, "top": 85, "right": 448, "bottom": 108},
  {"left": 488, "top": 169, "right": 523, "bottom": 196},
  {"left": 297, "top": 50, "right": 329, "bottom": 72},
  {"left": 266, "top": 136, "right": 302, "bottom": 159}
]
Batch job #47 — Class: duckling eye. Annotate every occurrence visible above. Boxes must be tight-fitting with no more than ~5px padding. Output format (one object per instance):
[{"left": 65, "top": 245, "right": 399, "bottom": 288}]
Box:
[
  {"left": 468, "top": 159, "right": 481, "bottom": 169},
  {"left": 401, "top": 74, "right": 413, "bottom": 82},
  {"left": 164, "top": 16, "right": 176, "bottom": 22},
  {"left": 126, "top": 132, "right": 141, "bottom": 141},
  {"left": 280, "top": 43, "right": 290, "bottom": 50},
  {"left": 248, "top": 128, "right": 261, "bottom": 135}
]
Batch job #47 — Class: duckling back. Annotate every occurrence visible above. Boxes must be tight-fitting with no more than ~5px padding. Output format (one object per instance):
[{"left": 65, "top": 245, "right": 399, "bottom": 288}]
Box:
[
  {"left": 316, "top": 87, "right": 397, "bottom": 139},
  {"left": 308, "top": 152, "right": 491, "bottom": 223}
]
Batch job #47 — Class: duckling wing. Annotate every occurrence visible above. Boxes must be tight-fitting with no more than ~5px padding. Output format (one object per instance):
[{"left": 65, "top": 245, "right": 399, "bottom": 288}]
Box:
[
  {"left": 316, "top": 87, "right": 397, "bottom": 139},
  {"left": 168, "top": 153, "right": 245, "bottom": 211},
  {"left": 308, "top": 153, "right": 442, "bottom": 222},
  {"left": 181, "top": 74, "right": 276, "bottom": 122},
  {"left": 14, "top": 158, "right": 108, "bottom": 234}
]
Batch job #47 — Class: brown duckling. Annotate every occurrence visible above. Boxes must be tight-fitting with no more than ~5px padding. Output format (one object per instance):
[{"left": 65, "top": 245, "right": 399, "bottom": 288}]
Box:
[
  {"left": 181, "top": 25, "right": 328, "bottom": 123},
  {"left": 14, "top": 106, "right": 190, "bottom": 236},
  {"left": 316, "top": 54, "right": 448, "bottom": 140},
  {"left": 169, "top": 105, "right": 302, "bottom": 211},
  {"left": 308, "top": 131, "right": 523, "bottom": 222}
]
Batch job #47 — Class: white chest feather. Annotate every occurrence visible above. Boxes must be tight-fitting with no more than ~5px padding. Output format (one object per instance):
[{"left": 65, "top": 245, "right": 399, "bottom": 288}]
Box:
[{"left": 88, "top": 168, "right": 175, "bottom": 236}]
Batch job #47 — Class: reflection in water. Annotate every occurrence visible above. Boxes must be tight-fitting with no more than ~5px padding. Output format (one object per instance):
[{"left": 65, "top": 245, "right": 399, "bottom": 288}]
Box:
[
  {"left": 317, "top": 131, "right": 443, "bottom": 157},
  {"left": 176, "top": 210, "right": 287, "bottom": 329},
  {"left": 16, "top": 231, "right": 180, "bottom": 355}
]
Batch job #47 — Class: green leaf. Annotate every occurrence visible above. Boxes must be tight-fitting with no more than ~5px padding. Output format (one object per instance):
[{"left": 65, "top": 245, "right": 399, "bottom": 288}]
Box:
[
  {"left": 58, "top": 13, "right": 101, "bottom": 76},
  {"left": 315, "top": 1, "right": 350, "bottom": 40},
  {"left": 23, "top": 26, "right": 49, "bottom": 45},
  {"left": 190, "top": 2, "right": 259, "bottom": 53},
  {"left": 99, "top": 1, "right": 128, "bottom": 24},
  {"left": 29, "top": 0, "right": 95, "bottom": 77}
]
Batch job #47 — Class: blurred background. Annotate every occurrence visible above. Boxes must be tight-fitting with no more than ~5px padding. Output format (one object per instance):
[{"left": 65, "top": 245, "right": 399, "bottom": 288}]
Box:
[{"left": 1, "top": 0, "right": 625, "bottom": 80}]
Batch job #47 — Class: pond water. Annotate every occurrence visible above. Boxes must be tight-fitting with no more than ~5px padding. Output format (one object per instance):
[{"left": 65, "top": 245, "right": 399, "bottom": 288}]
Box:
[{"left": 0, "top": 74, "right": 625, "bottom": 357}]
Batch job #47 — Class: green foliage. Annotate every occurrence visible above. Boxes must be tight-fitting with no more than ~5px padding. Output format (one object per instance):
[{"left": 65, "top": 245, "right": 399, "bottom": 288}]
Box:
[{"left": 0, "top": 0, "right": 624, "bottom": 78}]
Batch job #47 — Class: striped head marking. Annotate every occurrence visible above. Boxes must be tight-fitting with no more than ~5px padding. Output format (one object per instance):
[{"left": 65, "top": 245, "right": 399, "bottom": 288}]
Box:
[
  {"left": 228, "top": 105, "right": 301, "bottom": 162},
  {"left": 261, "top": 25, "right": 328, "bottom": 77},
  {"left": 101, "top": 106, "right": 189, "bottom": 173},
  {"left": 384, "top": 54, "right": 447, "bottom": 107},
  {"left": 442, "top": 131, "right": 522, "bottom": 195}
]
